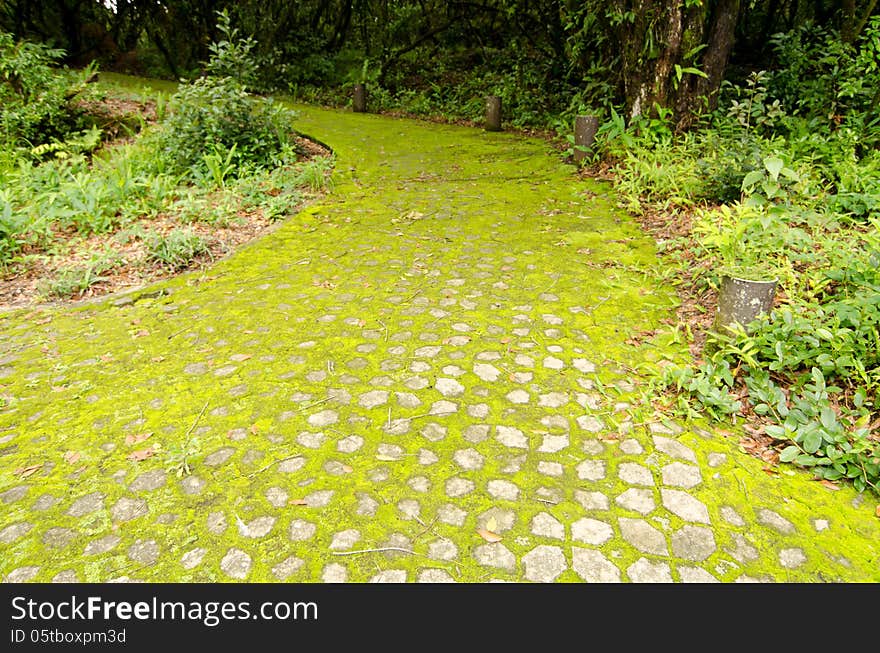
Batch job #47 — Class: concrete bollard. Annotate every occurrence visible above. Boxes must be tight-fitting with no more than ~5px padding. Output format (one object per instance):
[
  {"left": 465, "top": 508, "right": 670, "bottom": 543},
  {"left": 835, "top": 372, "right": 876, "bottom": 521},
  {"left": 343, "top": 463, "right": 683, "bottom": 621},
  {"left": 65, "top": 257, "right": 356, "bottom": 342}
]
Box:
[
  {"left": 485, "top": 96, "right": 502, "bottom": 131},
  {"left": 573, "top": 115, "right": 599, "bottom": 163},
  {"left": 714, "top": 274, "right": 777, "bottom": 333},
  {"left": 353, "top": 83, "right": 367, "bottom": 113}
]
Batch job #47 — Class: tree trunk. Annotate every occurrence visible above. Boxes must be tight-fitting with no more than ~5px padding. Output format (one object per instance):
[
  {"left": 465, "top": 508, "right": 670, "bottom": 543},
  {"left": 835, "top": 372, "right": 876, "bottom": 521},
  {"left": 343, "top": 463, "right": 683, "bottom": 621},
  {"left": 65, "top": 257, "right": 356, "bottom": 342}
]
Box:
[
  {"left": 616, "top": 0, "right": 687, "bottom": 121},
  {"left": 674, "top": 0, "right": 741, "bottom": 130},
  {"left": 854, "top": 0, "right": 879, "bottom": 39},
  {"left": 613, "top": 0, "right": 741, "bottom": 131},
  {"left": 841, "top": 0, "right": 857, "bottom": 42},
  {"left": 146, "top": 24, "right": 180, "bottom": 80}
]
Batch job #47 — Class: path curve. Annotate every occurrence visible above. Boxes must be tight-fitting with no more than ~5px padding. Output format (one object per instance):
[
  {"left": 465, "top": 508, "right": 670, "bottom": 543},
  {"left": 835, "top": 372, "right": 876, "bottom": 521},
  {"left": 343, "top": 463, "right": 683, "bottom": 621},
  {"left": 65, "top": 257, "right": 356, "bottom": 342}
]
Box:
[{"left": 1, "top": 106, "right": 878, "bottom": 583}]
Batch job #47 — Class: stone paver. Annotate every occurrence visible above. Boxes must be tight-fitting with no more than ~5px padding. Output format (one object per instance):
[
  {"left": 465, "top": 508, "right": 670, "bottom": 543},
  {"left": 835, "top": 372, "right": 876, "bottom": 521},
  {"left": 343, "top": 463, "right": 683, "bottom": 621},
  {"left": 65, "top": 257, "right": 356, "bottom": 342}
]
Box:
[{"left": 0, "top": 103, "right": 877, "bottom": 586}]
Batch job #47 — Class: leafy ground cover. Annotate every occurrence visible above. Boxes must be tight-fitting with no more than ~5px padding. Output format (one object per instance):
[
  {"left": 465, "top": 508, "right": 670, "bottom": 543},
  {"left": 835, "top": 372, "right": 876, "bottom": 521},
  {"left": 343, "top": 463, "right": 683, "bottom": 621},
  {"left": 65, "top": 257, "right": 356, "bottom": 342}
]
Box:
[{"left": 0, "top": 22, "right": 333, "bottom": 307}]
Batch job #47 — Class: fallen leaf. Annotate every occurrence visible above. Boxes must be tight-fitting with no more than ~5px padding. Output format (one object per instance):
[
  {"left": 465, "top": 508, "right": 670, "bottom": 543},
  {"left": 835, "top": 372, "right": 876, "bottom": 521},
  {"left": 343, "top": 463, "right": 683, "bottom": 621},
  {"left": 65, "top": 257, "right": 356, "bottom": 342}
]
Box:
[
  {"left": 819, "top": 480, "right": 840, "bottom": 491},
  {"left": 357, "top": 319, "right": 367, "bottom": 327},
  {"left": 133, "top": 329, "right": 149, "bottom": 338},
  {"left": 249, "top": 424, "right": 259, "bottom": 435},
  {"left": 127, "top": 448, "right": 155, "bottom": 462},
  {"left": 100, "top": 354, "right": 114, "bottom": 362},
  {"left": 151, "top": 356, "right": 165, "bottom": 363},
  {"left": 485, "top": 516, "right": 498, "bottom": 532},
  {"left": 125, "top": 432, "right": 152, "bottom": 446},
  {"left": 341, "top": 464, "right": 353, "bottom": 473},
  {"left": 477, "top": 529, "right": 503, "bottom": 543},
  {"left": 63, "top": 451, "right": 81, "bottom": 464},
  {"left": 36, "top": 316, "right": 52, "bottom": 325},
  {"left": 289, "top": 498, "right": 308, "bottom": 506},
  {"left": 15, "top": 463, "right": 42, "bottom": 478},
  {"left": 231, "top": 354, "right": 252, "bottom": 362}
]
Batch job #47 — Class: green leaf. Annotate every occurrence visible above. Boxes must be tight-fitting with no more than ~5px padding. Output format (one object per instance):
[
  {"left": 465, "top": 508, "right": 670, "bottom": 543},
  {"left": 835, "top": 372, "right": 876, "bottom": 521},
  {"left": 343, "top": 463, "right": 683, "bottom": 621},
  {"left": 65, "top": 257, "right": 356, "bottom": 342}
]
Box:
[
  {"left": 741, "top": 170, "right": 764, "bottom": 189},
  {"left": 778, "top": 446, "right": 800, "bottom": 462},
  {"left": 679, "top": 66, "right": 708, "bottom": 79},
  {"left": 764, "top": 424, "right": 786, "bottom": 438},
  {"left": 802, "top": 430, "right": 822, "bottom": 454},
  {"left": 780, "top": 167, "right": 800, "bottom": 181},
  {"left": 819, "top": 407, "right": 837, "bottom": 431},
  {"left": 763, "top": 156, "right": 784, "bottom": 181},
  {"left": 815, "top": 328, "right": 834, "bottom": 341},
  {"left": 821, "top": 467, "right": 843, "bottom": 481},
  {"left": 795, "top": 454, "right": 820, "bottom": 466}
]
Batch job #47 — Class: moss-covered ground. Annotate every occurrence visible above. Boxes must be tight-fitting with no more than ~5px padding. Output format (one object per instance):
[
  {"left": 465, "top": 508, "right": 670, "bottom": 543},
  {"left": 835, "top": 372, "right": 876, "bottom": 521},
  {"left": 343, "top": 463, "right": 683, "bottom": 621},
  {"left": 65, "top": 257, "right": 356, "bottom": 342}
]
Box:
[{"left": 1, "top": 102, "right": 878, "bottom": 583}]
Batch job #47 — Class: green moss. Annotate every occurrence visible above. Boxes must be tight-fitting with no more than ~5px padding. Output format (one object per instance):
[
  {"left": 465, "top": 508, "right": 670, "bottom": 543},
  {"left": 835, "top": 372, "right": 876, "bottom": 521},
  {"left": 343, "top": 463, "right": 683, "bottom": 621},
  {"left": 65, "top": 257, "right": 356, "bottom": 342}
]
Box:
[{"left": 0, "top": 86, "right": 878, "bottom": 583}]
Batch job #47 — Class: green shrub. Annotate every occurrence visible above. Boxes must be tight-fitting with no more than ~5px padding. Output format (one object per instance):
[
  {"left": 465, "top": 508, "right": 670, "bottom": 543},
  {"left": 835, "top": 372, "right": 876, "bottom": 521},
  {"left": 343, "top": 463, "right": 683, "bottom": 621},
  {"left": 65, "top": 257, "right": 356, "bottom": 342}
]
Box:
[
  {"left": 0, "top": 31, "right": 95, "bottom": 149},
  {"left": 40, "top": 251, "right": 121, "bottom": 298},
  {"left": 146, "top": 229, "right": 211, "bottom": 271},
  {"left": 146, "top": 8, "right": 298, "bottom": 180}
]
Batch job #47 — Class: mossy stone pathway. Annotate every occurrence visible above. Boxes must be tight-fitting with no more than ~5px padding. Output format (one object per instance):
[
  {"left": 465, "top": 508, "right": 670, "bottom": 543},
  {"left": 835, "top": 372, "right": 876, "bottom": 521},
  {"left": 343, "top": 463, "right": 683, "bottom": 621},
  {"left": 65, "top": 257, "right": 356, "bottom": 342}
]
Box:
[{"left": 1, "top": 106, "right": 879, "bottom": 583}]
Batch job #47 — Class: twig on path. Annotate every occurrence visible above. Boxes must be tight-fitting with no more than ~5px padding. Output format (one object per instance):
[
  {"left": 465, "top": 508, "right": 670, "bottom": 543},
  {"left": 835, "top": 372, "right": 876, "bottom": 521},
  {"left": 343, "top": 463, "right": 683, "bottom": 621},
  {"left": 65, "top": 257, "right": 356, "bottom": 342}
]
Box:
[
  {"left": 246, "top": 453, "right": 301, "bottom": 478},
  {"left": 167, "top": 326, "right": 191, "bottom": 340},
  {"left": 331, "top": 547, "right": 418, "bottom": 557},
  {"left": 185, "top": 401, "right": 209, "bottom": 440},
  {"left": 298, "top": 397, "right": 331, "bottom": 412},
  {"left": 377, "top": 319, "right": 388, "bottom": 341},
  {"left": 531, "top": 496, "right": 559, "bottom": 506},
  {"left": 403, "top": 288, "right": 423, "bottom": 303},
  {"left": 413, "top": 515, "right": 441, "bottom": 542},
  {"left": 389, "top": 410, "right": 457, "bottom": 424}
]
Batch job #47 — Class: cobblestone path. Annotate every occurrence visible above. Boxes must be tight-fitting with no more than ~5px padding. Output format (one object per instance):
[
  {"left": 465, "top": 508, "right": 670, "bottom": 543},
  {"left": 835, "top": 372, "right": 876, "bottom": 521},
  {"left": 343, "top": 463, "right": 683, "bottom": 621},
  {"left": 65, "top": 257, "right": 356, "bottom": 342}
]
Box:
[{"left": 1, "top": 106, "right": 878, "bottom": 583}]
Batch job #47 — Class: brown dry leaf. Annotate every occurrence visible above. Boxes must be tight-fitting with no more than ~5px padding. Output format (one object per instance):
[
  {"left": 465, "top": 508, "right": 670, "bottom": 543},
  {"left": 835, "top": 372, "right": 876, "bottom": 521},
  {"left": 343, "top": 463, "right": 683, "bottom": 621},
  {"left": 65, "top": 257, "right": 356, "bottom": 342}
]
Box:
[
  {"left": 476, "top": 529, "right": 503, "bottom": 543},
  {"left": 356, "top": 319, "right": 367, "bottom": 327},
  {"left": 36, "top": 316, "right": 52, "bottom": 325},
  {"left": 819, "top": 480, "right": 840, "bottom": 491},
  {"left": 124, "top": 432, "right": 152, "bottom": 446},
  {"left": 133, "top": 329, "right": 150, "bottom": 338},
  {"left": 249, "top": 424, "right": 259, "bottom": 435},
  {"left": 341, "top": 464, "right": 354, "bottom": 473},
  {"left": 289, "top": 498, "right": 308, "bottom": 506},
  {"left": 127, "top": 449, "right": 155, "bottom": 462},
  {"left": 63, "top": 451, "right": 81, "bottom": 464},
  {"left": 875, "top": 505, "right": 880, "bottom": 518},
  {"left": 151, "top": 356, "right": 165, "bottom": 363},
  {"left": 231, "top": 354, "right": 252, "bottom": 362},
  {"left": 15, "top": 463, "right": 42, "bottom": 478},
  {"left": 100, "top": 354, "right": 114, "bottom": 362}
]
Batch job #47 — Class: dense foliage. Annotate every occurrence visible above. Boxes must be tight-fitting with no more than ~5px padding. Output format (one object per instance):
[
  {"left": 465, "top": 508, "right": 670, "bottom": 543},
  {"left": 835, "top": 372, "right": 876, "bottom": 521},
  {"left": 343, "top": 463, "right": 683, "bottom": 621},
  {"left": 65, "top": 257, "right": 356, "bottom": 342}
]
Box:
[
  {"left": 0, "top": 23, "right": 329, "bottom": 297},
  {"left": 3, "top": 1, "right": 877, "bottom": 131},
  {"left": 600, "top": 19, "right": 880, "bottom": 493},
  {"left": 149, "top": 12, "right": 296, "bottom": 179}
]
